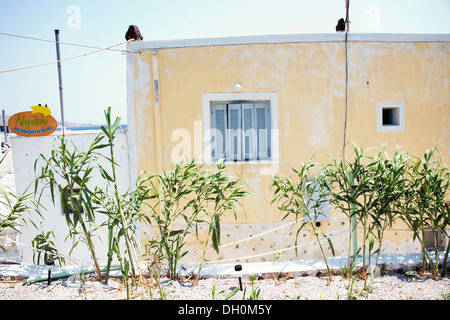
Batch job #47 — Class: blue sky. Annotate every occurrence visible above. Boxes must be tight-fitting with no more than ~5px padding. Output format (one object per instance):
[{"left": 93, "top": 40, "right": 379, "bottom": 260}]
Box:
[{"left": 0, "top": 0, "right": 449, "bottom": 125}]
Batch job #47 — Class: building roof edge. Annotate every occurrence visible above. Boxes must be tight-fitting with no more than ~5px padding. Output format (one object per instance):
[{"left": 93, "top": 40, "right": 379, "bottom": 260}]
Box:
[{"left": 127, "top": 33, "right": 450, "bottom": 51}]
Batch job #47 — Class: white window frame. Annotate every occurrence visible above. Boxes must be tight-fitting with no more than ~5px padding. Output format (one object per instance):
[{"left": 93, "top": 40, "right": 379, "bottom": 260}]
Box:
[
  {"left": 377, "top": 102, "right": 405, "bottom": 132},
  {"left": 203, "top": 92, "right": 279, "bottom": 164}
]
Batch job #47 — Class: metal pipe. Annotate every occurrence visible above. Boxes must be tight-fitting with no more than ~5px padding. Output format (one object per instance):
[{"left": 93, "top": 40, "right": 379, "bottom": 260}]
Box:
[
  {"left": 345, "top": 0, "right": 350, "bottom": 33},
  {"left": 152, "top": 50, "right": 163, "bottom": 173},
  {"left": 2, "top": 110, "right": 7, "bottom": 143},
  {"left": 54, "top": 30, "right": 65, "bottom": 131},
  {"left": 349, "top": 170, "right": 358, "bottom": 258},
  {"left": 27, "top": 265, "right": 122, "bottom": 285}
]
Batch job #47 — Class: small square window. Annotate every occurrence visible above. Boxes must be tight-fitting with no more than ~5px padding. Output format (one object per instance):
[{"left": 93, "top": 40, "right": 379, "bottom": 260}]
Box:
[
  {"left": 382, "top": 107, "right": 399, "bottom": 126},
  {"left": 377, "top": 102, "right": 404, "bottom": 132}
]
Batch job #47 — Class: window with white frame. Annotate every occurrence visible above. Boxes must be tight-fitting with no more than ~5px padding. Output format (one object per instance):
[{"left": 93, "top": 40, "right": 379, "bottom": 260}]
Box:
[
  {"left": 377, "top": 102, "right": 405, "bottom": 132},
  {"left": 210, "top": 101, "right": 272, "bottom": 162},
  {"left": 203, "top": 92, "right": 278, "bottom": 164}
]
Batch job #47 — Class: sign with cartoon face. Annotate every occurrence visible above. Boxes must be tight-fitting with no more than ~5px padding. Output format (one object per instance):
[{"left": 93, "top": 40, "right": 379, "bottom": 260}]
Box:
[{"left": 8, "top": 105, "right": 58, "bottom": 137}]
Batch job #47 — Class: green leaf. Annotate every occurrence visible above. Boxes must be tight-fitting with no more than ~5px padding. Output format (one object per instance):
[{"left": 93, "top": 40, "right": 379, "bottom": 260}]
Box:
[
  {"left": 99, "top": 165, "right": 114, "bottom": 182},
  {"left": 169, "top": 229, "right": 184, "bottom": 237},
  {"left": 212, "top": 215, "right": 221, "bottom": 253}
]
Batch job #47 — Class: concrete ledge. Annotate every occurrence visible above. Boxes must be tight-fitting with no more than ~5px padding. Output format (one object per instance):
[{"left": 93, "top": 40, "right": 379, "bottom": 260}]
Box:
[
  {"left": 1, "top": 252, "right": 447, "bottom": 282},
  {"left": 128, "top": 33, "right": 450, "bottom": 51},
  {"left": 0, "top": 264, "right": 122, "bottom": 282},
  {"left": 178, "top": 252, "right": 449, "bottom": 280}
]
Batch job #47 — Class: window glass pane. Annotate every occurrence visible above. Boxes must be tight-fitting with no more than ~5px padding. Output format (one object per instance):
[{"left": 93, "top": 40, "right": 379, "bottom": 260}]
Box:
[
  {"left": 211, "top": 104, "right": 226, "bottom": 160},
  {"left": 242, "top": 103, "right": 256, "bottom": 160},
  {"left": 228, "top": 104, "right": 242, "bottom": 161},
  {"left": 255, "top": 103, "right": 269, "bottom": 159},
  {"left": 382, "top": 107, "right": 399, "bottom": 126}
]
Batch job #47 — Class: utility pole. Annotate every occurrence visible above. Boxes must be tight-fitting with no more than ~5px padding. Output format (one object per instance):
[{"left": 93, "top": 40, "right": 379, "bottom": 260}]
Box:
[
  {"left": 345, "top": 0, "right": 350, "bottom": 33},
  {"left": 2, "top": 110, "right": 7, "bottom": 144},
  {"left": 54, "top": 29, "right": 65, "bottom": 131}
]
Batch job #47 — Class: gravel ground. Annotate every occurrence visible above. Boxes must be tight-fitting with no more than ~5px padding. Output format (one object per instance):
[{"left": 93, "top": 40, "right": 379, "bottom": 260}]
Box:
[{"left": 1, "top": 272, "right": 449, "bottom": 300}]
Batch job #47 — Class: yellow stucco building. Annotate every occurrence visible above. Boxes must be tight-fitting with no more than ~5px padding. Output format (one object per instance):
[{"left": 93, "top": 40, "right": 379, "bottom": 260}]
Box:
[{"left": 126, "top": 33, "right": 449, "bottom": 264}]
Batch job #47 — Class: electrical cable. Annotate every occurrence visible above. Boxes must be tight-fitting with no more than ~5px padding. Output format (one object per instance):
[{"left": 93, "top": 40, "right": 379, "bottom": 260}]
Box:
[
  {"left": 342, "top": 31, "right": 349, "bottom": 158},
  {"left": 356, "top": 226, "right": 450, "bottom": 232},
  {"left": 185, "top": 204, "right": 333, "bottom": 257},
  {"left": 0, "top": 39, "right": 131, "bottom": 74},
  {"left": 198, "top": 226, "right": 450, "bottom": 265},
  {"left": 186, "top": 217, "right": 307, "bottom": 257},
  {"left": 342, "top": 0, "right": 350, "bottom": 159},
  {"left": 203, "top": 229, "right": 349, "bottom": 265},
  {"left": 0, "top": 31, "right": 130, "bottom": 53}
]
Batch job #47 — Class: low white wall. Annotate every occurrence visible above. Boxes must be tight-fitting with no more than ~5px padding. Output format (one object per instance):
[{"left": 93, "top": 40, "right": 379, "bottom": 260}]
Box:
[{"left": 11, "top": 130, "right": 132, "bottom": 266}]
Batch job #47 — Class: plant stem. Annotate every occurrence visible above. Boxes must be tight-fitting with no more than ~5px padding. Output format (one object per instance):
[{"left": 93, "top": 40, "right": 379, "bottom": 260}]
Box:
[
  {"left": 310, "top": 222, "right": 332, "bottom": 282},
  {"left": 65, "top": 178, "right": 102, "bottom": 280},
  {"left": 105, "top": 226, "right": 113, "bottom": 283},
  {"left": 195, "top": 231, "right": 211, "bottom": 285},
  {"left": 347, "top": 214, "right": 353, "bottom": 276},
  {"left": 105, "top": 113, "right": 143, "bottom": 283},
  {"left": 441, "top": 238, "right": 450, "bottom": 277}
]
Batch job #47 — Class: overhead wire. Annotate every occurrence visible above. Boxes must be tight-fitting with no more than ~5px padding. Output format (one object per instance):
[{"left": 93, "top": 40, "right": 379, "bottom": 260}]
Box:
[
  {"left": 0, "top": 31, "right": 130, "bottom": 52},
  {"left": 342, "top": 4, "right": 350, "bottom": 159},
  {"left": 0, "top": 39, "right": 132, "bottom": 74}
]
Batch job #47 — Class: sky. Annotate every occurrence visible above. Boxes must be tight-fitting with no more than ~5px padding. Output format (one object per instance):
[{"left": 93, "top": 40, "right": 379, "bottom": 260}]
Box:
[{"left": 0, "top": 0, "right": 449, "bottom": 125}]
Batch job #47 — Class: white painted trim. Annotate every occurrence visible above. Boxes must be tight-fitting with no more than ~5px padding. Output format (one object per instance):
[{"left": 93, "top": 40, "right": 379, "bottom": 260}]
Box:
[
  {"left": 202, "top": 92, "right": 279, "bottom": 164},
  {"left": 128, "top": 33, "right": 450, "bottom": 51},
  {"left": 152, "top": 51, "right": 163, "bottom": 173},
  {"left": 377, "top": 102, "right": 405, "bottom": 132},
  {"left": 126, "top": 52, "right": 138, "bottom": 187},
  {"left": 349, "top": 33, "right": 450, "bottom": 42}
]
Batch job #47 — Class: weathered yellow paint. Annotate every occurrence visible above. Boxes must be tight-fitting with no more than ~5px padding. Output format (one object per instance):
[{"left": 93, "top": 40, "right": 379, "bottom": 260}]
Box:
[
  {"left": 347, "top": 41, "right": 449, "bottom": 158},
  {"left": 128, "top": 35, "right": 450, "bottom": 262}
]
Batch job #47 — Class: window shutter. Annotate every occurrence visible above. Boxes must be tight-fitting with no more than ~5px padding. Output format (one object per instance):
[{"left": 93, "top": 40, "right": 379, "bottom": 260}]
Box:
[
  {"left": 227, "top": 104, "right": 242, "bottom": 161},
  {"left": 211, "top": 103, "right": 227, "bottom": 161},
  {"left": 255, "top": 102, "right": 270, "bottom": 159},
  {"left": 242, "top": 103, "right": 257, "bottom": 160}
]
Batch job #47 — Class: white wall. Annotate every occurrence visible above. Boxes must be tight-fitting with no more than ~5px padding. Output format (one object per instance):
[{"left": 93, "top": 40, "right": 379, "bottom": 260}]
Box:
[{"left": 11, "top": 130, "right": 132, "bottom": 266}]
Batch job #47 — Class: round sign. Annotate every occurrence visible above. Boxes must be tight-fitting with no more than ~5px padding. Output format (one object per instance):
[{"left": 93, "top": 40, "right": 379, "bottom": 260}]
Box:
[{"left": 8, "top": 110, "right": 58, "bottom": 137}]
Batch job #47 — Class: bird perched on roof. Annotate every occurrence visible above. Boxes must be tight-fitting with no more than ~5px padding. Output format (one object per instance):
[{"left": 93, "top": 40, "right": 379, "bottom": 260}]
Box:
[
  {"left": 125, "top": 25, "right": 143, "bottom": 41},
  {"left": 336, "top": 18, "right": 345, "bottom": 32}
]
